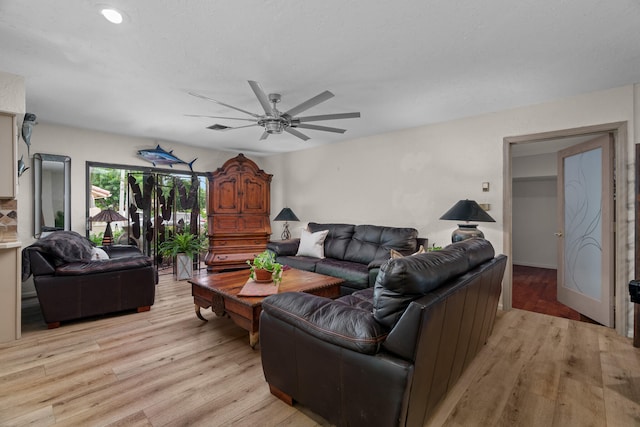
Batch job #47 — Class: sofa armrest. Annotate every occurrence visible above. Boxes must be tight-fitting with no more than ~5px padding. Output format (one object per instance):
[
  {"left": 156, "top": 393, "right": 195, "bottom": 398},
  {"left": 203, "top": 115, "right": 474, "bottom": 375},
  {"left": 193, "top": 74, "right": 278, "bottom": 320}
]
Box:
[
  {"left": 55, "top": 256, "right": 152, "bottom": 276},
  {"left": 23, "top": 249, "right": 56, "bottom": 278},
  {"left": 266, "top": 239, "right": 300, "bottom": 256},
  {"left": 100, "top": 244, "right": 142, "bottom": 259},
  {"left": 261, "top": 292, "right": 388, "bottom": 354}
]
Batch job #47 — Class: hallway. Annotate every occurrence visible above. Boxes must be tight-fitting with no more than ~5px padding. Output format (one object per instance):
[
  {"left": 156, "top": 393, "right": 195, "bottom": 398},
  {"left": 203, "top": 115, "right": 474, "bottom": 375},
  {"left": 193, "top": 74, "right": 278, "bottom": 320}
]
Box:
[{"left": 511, "top": 264, "right": 592, "bottom": 322}]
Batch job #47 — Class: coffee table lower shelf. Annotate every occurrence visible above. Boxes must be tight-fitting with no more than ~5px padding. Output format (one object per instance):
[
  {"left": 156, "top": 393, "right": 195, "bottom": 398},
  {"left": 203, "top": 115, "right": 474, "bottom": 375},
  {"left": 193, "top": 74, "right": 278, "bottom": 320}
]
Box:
[{"left": 190, "top": 268, "right": 344, "bottom": 348}]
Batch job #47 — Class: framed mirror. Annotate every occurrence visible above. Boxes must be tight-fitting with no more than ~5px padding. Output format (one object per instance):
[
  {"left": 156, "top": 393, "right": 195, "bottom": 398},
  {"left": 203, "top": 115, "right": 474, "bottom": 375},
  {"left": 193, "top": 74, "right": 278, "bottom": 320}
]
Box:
[{"left": 34, "top": 153, "right": 71, "bottom": 237}]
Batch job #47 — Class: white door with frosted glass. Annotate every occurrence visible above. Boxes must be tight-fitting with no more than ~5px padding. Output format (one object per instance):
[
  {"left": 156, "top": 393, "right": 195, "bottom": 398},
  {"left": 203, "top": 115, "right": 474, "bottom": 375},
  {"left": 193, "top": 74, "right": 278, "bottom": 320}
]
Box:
[{"left": 557, "top": 134, "right": 614, "bottom": 327}]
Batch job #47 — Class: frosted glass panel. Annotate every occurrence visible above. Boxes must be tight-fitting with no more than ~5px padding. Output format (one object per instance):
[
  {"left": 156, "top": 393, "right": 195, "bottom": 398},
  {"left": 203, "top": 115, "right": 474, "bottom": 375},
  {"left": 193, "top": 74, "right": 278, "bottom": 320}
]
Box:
[{"left": 563, "top": 147, "right": 602, "bottom": 300}]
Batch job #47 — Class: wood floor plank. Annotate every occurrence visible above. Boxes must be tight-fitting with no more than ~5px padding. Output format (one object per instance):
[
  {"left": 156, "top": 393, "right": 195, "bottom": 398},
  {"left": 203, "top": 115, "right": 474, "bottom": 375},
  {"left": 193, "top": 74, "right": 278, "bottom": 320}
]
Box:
[
  {"left": 441, "top": 325, "right": 539, "bottom": 425},
  {"left": 4, "top": 271, "right": 640, "bottom": 426},
  {"left": 598, "top": 328, "right": 640, "bottom": 426},
  {"left": 552, "top": 377, "right": 606, "bottom": 427},
  {"left": 2, "top": 404, "right": 56, "bottom": 426},
  {"left": 494, "top": 316, "right": 567, "bottom": 426},
  {"left": 561, "top": 321, "right": 604, "bottom": 388}
]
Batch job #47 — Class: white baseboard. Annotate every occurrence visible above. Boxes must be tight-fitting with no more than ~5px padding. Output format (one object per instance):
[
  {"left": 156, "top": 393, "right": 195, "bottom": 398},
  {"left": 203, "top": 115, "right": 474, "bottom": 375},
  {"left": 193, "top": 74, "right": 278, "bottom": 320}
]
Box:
[{"left": 512, "top": 261, "right": 557, "bottom": 270}]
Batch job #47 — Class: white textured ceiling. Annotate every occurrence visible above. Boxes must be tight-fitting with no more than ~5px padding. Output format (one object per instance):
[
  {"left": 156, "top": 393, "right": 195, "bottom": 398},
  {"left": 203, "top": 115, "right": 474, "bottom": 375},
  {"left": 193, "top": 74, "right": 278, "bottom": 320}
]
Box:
[{"left": 0, "top": 1, "right": 638, "bottom": 155}]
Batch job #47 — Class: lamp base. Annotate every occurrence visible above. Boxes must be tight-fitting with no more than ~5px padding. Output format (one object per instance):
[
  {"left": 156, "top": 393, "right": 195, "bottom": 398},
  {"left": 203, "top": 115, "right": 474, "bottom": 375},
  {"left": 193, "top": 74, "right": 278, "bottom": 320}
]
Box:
[
  {"left": 280, "top": 222, "right": 291, "bottom": 240},
  {"left": 101, "top": 222, "right": 114, "bottom": 246},
  {"left": 451, "top": 224, "right": 484, "bottom": 243}
]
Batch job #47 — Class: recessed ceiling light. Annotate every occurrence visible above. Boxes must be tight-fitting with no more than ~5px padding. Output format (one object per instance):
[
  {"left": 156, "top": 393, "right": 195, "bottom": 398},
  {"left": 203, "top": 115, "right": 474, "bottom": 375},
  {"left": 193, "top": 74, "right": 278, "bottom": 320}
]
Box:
[{"left": 100, "top": 8, "right": 123, "bottom": 24}]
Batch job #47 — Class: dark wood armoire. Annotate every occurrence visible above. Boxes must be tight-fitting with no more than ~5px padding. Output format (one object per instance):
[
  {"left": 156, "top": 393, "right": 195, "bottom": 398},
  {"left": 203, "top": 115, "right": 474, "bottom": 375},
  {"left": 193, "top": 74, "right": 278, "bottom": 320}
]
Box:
[{"left": 205, "top": 154, "right": 272, "bottom": 272}]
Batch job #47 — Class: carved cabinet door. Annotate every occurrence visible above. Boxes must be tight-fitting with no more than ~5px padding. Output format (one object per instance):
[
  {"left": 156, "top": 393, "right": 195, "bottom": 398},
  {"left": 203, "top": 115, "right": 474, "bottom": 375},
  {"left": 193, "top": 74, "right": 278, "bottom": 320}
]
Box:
[
  {"left": 211, "top": 171, "right": 240, "bottom": 214},
  {"left": 241, "top": 173, "right": 270, "bottom": 214}
]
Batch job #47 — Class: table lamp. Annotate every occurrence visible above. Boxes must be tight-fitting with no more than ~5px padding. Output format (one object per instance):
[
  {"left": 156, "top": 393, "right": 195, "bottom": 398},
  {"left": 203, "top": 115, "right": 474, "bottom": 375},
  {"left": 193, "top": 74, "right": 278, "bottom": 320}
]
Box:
[
  {"left": 439, "top": 199, "right": 495, "bottom": 242},
  {"left": 91, "top": 207, "right": 128, "bottom": 246},
  {"left": 273, "top": 207, "right": 299, "bottom": 240}
]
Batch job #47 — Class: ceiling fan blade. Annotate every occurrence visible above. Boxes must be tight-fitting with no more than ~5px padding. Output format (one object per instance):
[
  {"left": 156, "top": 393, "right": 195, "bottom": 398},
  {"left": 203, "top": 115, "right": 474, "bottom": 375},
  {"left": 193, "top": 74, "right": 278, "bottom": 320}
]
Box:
[
  {"left": 185, "top": 114, "right": 255, "bottom": 122},
  {"left": 188, "top": 91, "right": 260, "bottom": 118},
  {"left": 284, "top": 90, "right": 334, "bottom": 117},
  {"left": 248, "top": 81, "right": 275, "bottom": 115},
  {"left": 207, "top": 123, "right": 259, "bottom": 131},
  {"left": 284, "top": 127, "right": 310, "bottom": 141},
  {"left": 259, "top": 131, "right": 269, "bottom": 140},
  {"left": 295, "top": 123, "right": 346, "bottom": 134},
  {"left": 296, "top": 112, "right": 361, "bottom": 122}
]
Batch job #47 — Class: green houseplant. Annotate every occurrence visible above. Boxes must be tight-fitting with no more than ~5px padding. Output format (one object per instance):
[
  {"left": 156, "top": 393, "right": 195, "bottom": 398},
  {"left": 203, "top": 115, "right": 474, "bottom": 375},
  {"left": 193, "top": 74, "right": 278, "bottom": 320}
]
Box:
[
  {"left": 247, "top": 250, "right": 283, "bottom": 284},
  {"left": 158, "top": 232, "right": 208, "bottom": 280}
]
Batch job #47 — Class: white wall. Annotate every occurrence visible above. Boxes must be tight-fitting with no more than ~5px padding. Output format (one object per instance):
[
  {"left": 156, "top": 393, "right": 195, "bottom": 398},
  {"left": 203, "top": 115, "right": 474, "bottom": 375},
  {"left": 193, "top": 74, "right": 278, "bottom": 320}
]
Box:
[
  {"left": 512, "top": 152, "right": 558, "bottom": 269},
  {"left": 512, "top": 177, "right": 557, "bottom": 268},
  {"left": 512, "top": 152, "right": 557, "bottom": 179}
]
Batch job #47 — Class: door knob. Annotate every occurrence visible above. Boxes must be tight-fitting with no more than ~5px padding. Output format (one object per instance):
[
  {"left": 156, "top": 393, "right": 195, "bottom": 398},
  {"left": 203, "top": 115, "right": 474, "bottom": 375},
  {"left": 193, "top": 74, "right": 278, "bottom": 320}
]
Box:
[{"left": 554, "top": 232, "right": 563, "bottom": 237}]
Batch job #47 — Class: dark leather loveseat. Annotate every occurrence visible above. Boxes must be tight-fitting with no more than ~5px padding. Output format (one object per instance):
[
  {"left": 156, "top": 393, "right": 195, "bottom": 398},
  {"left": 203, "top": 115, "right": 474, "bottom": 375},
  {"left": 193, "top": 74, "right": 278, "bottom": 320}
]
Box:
[
  {"left": 260, "top": 238, "right": 507, "bottom": 426},
  {"left": 22, "top": 231, "right": 157, "bottom": 328},
  {"left": 267, "top": 222, "right": 426, "bottom": 294}
]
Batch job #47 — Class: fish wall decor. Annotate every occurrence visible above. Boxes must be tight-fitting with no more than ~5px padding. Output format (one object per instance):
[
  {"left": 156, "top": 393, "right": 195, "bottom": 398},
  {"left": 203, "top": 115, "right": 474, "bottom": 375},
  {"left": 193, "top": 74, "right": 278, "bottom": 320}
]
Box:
[
  {"left": 137, "top": 145, "right": 197, "bottom": 171},
  {"left": 21, "top": 113, "right": 37, "bottom": 156},
  {"left": 17, "top": 155, "right": 29, "bottom": 177}
]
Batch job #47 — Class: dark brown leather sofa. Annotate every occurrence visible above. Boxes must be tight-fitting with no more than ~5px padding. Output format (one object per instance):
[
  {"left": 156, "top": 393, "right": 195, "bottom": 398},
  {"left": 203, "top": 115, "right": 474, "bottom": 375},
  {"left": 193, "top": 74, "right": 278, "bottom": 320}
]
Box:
[
  {"left": 267, "top": 222, "right": 427, "bottom": 295},
  {"left": 260, "top": 238, "right": 507, "bottom": 426},
  {"left": 22, "top": 231, "right": 157, "bottom": 328}
]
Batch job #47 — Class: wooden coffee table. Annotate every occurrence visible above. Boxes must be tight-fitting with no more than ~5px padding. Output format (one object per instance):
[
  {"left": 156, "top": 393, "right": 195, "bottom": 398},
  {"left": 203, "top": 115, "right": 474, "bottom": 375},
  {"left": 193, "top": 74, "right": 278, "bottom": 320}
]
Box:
[{"left": 190, "top": 268, "right": 344, "bottom": 348}]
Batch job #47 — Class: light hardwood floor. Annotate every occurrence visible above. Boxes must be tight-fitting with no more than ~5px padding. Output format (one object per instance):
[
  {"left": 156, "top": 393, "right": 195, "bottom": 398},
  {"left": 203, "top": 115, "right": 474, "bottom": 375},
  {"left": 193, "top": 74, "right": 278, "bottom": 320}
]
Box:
[{"left": 2, "top": 271, "right": 640, "bottom": 426}]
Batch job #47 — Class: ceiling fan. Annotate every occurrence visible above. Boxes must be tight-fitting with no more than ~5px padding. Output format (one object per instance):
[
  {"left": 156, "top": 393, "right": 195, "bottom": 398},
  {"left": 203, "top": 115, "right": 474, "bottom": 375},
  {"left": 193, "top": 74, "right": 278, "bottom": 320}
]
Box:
[{"left": 187, "top": 81, "right": 360, "bottom": 141}]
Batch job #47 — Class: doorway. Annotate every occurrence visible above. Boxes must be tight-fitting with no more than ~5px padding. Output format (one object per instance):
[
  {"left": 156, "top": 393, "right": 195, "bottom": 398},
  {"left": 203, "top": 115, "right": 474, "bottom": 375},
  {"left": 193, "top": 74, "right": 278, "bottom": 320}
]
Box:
[{"left": 503, "top": 122, "right": 629, "bottom": 335}]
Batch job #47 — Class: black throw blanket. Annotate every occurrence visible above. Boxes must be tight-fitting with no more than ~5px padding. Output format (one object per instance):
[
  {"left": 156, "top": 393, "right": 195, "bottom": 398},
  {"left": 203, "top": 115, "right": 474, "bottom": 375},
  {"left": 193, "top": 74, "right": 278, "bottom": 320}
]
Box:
[{"left": 22, "top": 231, "right": 94, "bottom": 281}]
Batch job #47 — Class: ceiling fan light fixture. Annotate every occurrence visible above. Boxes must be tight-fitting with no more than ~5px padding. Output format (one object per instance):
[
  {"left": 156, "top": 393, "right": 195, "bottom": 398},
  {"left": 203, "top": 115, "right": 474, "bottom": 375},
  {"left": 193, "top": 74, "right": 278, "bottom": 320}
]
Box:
[
  {"left": 264, "top": 121, "right": 283, "bottom": 134},
  {"left": 100, "top": 8, "right": 123, "bottom": 24}
]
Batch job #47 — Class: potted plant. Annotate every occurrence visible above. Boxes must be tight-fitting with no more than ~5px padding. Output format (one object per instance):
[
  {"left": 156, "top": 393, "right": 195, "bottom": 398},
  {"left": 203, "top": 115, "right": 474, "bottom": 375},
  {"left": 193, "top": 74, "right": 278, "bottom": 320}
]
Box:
[
  {"left": 247, "top": 250, "right": 283, "bottom": 284},
  {"left": 158, "top": 231, "right": 208, "bottom": 280}
]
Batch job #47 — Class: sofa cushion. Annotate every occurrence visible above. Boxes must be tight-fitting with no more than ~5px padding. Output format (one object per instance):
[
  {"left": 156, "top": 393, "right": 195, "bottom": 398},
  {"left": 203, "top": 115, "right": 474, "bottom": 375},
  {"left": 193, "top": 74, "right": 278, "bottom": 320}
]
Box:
[
  {"left": 262, "top": 292, "right": 388, "bottom": 354},
  {"left": 315, "top": 258, "right": 369, "bottom": 290},
  {"left": 91, "top": 247, "right": 110, "bottom": 260},
  {"left": 266, "top": 239, "right": 300, "bottom": 257},
  {"left": 344, "top": 225, "right": 418, "bottom": 265},
  {"left": 373, "top": 238, "right": 494, "bottom": 329},
  {"left": 275, "top": 255, "right": 320, "bottom": 272},
  {"left": 296, "top": 228, "right": 329, "bottom": 258},
  {"left": 55, "top": 256, "right": 152, "bottom": 276},
  {"left": 308, "top": 222, "right": 356, "bottom": 260}
]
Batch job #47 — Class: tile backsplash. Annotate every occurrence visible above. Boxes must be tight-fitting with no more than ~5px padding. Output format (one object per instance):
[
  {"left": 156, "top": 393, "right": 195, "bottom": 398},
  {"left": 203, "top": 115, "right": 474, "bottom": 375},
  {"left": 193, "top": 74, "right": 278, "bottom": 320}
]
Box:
[{"left": 0, "top": 199, "right": 17, "bottom": 242}]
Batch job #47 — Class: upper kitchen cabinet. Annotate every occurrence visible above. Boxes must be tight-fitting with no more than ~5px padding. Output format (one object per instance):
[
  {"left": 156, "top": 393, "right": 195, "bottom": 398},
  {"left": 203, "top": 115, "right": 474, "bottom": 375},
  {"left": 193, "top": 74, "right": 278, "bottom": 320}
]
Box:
[{"left": 0, "top": 112, "right": 17, "bottom": 199}]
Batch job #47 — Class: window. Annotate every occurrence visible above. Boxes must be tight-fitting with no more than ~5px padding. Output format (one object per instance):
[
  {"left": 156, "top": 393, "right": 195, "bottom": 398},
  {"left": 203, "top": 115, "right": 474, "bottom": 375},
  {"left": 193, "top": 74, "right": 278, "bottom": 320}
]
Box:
[{"left": 87, "top": 162, "right": 207, "bottom": 273}]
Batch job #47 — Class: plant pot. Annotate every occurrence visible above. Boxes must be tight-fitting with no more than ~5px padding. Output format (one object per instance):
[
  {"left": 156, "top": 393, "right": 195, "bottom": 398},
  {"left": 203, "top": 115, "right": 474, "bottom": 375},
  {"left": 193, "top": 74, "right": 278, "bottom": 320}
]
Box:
[
  {"left": 254, "top": 268, "right": 273, "bottom": 283},
  {"left": 176, "top": 253, "right": 193, "bottom": 280}
]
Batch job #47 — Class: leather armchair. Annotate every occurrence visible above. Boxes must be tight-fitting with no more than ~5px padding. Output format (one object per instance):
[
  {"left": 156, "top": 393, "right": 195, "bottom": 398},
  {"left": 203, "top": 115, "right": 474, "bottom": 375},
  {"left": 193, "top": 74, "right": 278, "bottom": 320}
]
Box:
[{"left": 22, "top": 232, "right": 157, "bottom": 328}]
